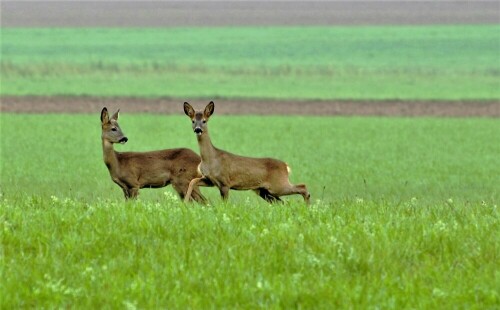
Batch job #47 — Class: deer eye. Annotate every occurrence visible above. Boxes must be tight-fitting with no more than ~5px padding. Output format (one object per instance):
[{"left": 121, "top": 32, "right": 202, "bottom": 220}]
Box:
[
  {"left": 192, "top": 120, "right": 195, "bottom": 124},
  {"left": 111, "top": 127, "right": 117, "bottom": 131},
  {"left": 202, "top": 120, "right": 206, "bottom": 124}
]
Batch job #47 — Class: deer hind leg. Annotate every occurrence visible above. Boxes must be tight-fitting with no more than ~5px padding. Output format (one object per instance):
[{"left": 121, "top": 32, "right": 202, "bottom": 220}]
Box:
[
  {"left": 269, "top": 182, "right": 310, "bottom": 205},
  {"left": 191, "top": 178, "right": 214, "bottom": 204},
  {"left": 174, "top": 181, "right": 207, "bottom": 204},
  {"left": 184, "top": 177, "right": 207, "bottom": 203},
  {"left": 295, "top": 184, "right": 311, "bottom": 204},
  {"left": 190, "top": 189, "right": 207, "bottom": 204},
  {"left": 254, "top": 189, "right": 283, "bottom": 203}
]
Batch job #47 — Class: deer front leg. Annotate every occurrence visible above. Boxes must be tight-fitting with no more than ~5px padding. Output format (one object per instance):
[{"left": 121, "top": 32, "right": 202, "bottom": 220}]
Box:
[
  {"left": 129, "top": 188, "right": 139, "bottom": 199},
  {"left": 122, "top": 187, "right": 139, "bottom": 200},
  {"left": 219, "top": 185, "right": 230, "bottom": 201},
  {"left": 122, "top": 188, "right": 130, "bottom": 199}
]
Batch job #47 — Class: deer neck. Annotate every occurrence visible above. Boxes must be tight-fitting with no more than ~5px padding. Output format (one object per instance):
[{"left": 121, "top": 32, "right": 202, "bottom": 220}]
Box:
[
  {"left": 102, "top": 139, "right": 120, "bottom": 174},
  {"left": 197, "top": 129, "right": 218, "bottom": 163}
]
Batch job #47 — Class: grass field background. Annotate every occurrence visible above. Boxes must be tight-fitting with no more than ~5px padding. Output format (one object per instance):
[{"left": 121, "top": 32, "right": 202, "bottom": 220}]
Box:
[
  {"left": 1, "top": 114, "right": 499, "bottom": 308},
  {"left": 1, "top": 114, "right": 499, "bottom": 204},
  {"left": 2, "top": 25, "right": 499, "bottom": 99},
  {"left": 2, "top": 22, "right": 499, "bottom": 308},
  {"left": 3, "top": 195, "right": 498, "bottom": 308}
]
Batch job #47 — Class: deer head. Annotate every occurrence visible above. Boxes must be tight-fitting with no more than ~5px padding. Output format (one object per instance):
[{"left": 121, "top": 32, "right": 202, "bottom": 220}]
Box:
[
  {"left": 100, "top": 107, "right": 128, "bottom": 144},
  {"left": 184, "top": 101, "right": 214, "bottom": 136}
]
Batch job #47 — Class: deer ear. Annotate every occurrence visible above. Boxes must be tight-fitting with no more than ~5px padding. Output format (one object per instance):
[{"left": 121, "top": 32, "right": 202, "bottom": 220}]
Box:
[
  {"left": 184, "top": 102, "right": 195, "bottom": 118},
  {"left": 101, "top": 107, "right": 109, "bottom": 124},
  {"left": 204, "top": 101, "right": 215, "bottom": 118},
  {"left": 111, "top": 109, "right": 120, "bottom": 121}
]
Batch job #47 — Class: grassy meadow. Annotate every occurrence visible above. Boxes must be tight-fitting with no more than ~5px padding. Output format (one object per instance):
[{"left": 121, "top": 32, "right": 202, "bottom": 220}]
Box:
[
  {"left": 2, "top": 25, "right": 500, "bottom": 99},
  {"left": 1, "top": 23, "right": 499, "bottom": 308},
  {"left": 1, "top": 114, "right": 499, "bottom": 204},
  {"left": 1, "top": 113, "right": 499, "bottom": 308}
]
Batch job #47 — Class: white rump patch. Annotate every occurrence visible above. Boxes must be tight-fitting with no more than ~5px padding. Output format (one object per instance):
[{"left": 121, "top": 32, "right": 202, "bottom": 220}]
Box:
[{"left": 286, "top": 164, "right": 291, "bottom": 174}]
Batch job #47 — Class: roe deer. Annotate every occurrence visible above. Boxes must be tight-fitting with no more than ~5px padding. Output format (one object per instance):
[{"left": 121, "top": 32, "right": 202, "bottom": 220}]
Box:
[
  {"left": 100, "top": 107, "right": 207, "bottom": 202},
  {"left": 183, "top": 101, "right": 310, "bottom": 204}
]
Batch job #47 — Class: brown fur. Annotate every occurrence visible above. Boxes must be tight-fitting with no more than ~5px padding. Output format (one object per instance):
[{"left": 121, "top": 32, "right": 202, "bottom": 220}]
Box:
[
  {"left": 183, "top": 101, "right": 310, "bottom": 204},
  {"left": 100, "top": 107, "right": 207, "bottom": 202}
]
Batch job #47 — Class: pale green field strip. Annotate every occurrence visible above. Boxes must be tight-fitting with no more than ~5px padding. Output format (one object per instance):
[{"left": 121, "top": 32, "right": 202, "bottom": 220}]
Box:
[{"left": 2, "top": 25, "right": 499, "bottom": 99}]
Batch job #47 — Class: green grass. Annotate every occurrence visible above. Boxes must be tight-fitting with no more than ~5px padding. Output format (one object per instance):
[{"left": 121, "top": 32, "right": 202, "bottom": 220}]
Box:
[
  {"left": 2, "top": 197, "right": 498, "bottom": 308},
  {"left": 1, "top": 114, "right": 499, "bottom": 308},
  {"left": 1, "top": 114, "right": 499, "bottom": 203},
  {"left": 2, "top": 25, "right": 499, "bottom": 99}
]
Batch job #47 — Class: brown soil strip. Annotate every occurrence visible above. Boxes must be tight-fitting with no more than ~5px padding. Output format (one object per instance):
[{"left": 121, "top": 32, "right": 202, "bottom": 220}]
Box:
[{"left": 2, "top": 96, "right": 499, "bottom": 117}]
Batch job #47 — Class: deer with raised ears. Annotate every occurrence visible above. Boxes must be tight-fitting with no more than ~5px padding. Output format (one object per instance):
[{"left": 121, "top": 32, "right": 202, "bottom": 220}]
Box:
[
  {"left": 100, "top": 107, "right": 207, "bottom": 202},
  {"left": 183, "top": 101, "right": 310, "bottom": 204}
]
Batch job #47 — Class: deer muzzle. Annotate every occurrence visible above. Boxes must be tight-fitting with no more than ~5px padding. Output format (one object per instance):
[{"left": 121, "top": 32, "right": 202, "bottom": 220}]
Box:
[
  {"left": 194, "top": 127, "right": 203, "bottom": 135},
  {"left": 119, "top": 137, "right": 128, "bottom": 144}
]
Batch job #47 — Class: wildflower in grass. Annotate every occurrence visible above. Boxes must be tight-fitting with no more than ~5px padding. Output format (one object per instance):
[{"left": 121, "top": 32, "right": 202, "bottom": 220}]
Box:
[
  {"left": 61, "top": 197, "right": 77, "bottom": 207},
  {"left": 82, "top": 266, "right": 93, "bottom": 275},
  {"left": 3, "top": 220, "right": 12, "bottom": 233},
  {"left": 432, "top": 288, "right": 447, "bottom": 297},
  {"left": 347, "top": 247, "right": 357, "bottom": 261},
  {"left": 50, "top": 195, "right": 59, "bottom": 203},
  {"left": 163, "top": 191, "right": 179, "bottom": 202},
  {"left": 256, "top": 281, "right": 263, "bottom": 289},
  {"left": 355, "top": 197, "right": 364, "bottom": 204},
  {"left": 123, "top": 300, "right": 138, "bottom": 310},
  {"left": 330, "top": 236, "right": 345, "bottom": 258},
  {"left": 35, "top": 273, "right": 82, "bottom": 297},
  {"left": 433, "top": 220, "right": 448, "bottom": 233},
  {"left": 256, "top": 278, "right": 270, "bottom": 291},
  {"left": 82, "top": 266, "right": 96, "bottom": 281},
  {"left": 307, "top": 254, "right": 321, "bottom": 266}
]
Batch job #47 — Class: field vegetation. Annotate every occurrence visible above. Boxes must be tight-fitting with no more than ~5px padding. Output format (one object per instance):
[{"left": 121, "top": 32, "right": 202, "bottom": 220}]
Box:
[
  {"left": 1, "top": 114, "right": 499, "bottom": 308},
  {"left": 1, "top": 22, "right": 499, "bottom": 308},
  {"left": 2, "top": 25, "right": 499, "bottom": 99},
  {"left": 1, "top": 114, "right": 499, "bottom": 203}
]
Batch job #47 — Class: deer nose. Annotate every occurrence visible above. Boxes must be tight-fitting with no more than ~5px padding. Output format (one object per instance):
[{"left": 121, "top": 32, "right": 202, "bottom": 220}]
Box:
[
  {"left": 194, "top": 128, "right": 203, "bottom": 134},
  {"left": 119, "top": 137, "right": 128, "bottom": 144}
]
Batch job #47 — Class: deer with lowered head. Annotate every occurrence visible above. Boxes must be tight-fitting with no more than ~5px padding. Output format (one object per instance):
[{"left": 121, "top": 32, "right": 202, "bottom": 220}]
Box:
[
  {"left": 183, "top": 101, "right": 310, "bottom": 204},
  {"left": 100, "top": 107, "right": 207, "bottom": 202}
]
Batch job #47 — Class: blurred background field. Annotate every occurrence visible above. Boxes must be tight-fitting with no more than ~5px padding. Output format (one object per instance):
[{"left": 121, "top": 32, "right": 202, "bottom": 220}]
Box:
[{"left": 2, "top": 26, "right": 499, "bottom": 99}]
